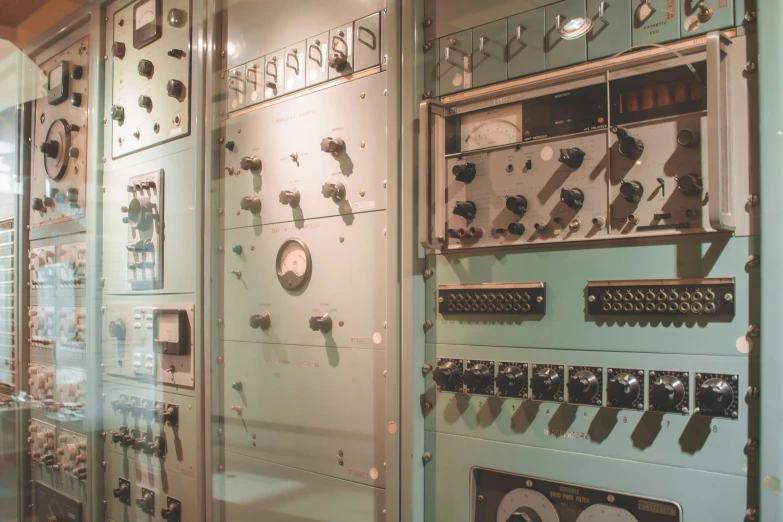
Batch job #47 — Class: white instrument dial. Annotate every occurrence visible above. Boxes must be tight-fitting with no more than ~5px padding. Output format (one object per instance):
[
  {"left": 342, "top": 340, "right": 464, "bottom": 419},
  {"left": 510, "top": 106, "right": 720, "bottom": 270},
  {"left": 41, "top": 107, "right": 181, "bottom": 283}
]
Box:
[
  {"left": 460, "top": 104, "right": 523, "bottom": 152},
  {"left": 496, "top": 488, "right": 560, "bottom": 522},
  {"left": 576, "top": 504, "right": 638, "bottom": 522}
]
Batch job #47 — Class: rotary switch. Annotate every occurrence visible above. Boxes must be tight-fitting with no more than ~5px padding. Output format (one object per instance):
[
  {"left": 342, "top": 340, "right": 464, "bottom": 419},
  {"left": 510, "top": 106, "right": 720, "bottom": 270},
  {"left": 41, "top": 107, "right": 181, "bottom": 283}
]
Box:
[
  {"left": 249, "top": 312, "right": 271, "bottom": 330},
  {"left": 112, "top": 41, "right": 126, "bottom": 58},
  {"left": 452, "top": 201, "right": 477, "bottom": 219},
  {"left": 138, "top": 59, "right": 154, "bottom": 77},
  {"left": 70, "top": 65, "right": 83, "bottom": 80},
  {"left": 113, "top": 481, "right": 131, "bottom": 505},
  {"left": 650, "top": 374, "right": 687, "bottom": 412},
  {"left": 322, "top": 181, "right": 346, "bottom": 201},
  {"left": 432, "top": 361, "right": 461, "bottom": 390},
  {"left": 452, "top": 163, "right": 476, "bottom": 183},
  {"left": 496, "top": 365, "right": 526, "bottom": 397},
  {"left": 166, "top": 79, "right": 185, "bottom": 98},
  {"left": 309, "top": 314, "right": 332, "bottom": 333},
  {"left": 278, "top": 189, "right": 300, "bottom": 207},
  {"left": 122, "top": 432, "right": 136, "bottom": 447},
  {"left": 70, "top": 93, "right": 82, "bottom": 107},
  {"left": 136, "top": 490, "right": 155, "bottom": 514},
  {"left": 161, "top": 498, "right": 182, "bottom": 521},
  {"left": 619, "top": 180, "right": 644, "bottom": 204},
  {"left": 567, "top": 369, "right": 600, "bottom": 404},
  {"left": 677, "top": 129, "right": 700, "bottom": 148},
  {"left": 507, "top": 223, "right": 525, "bottom": 235},
  {"left": 559, "top": 188, "right": 584, "bottom": 209},
  {"left": 138, "top": 95, "right": 152, "bottom": 109},
  {"left": 676, "top": 174, "right": 702, "bottom": 197},
  {"left": 607, "top": 371, "right": 642, "bottom": 409},
  {"left": 611, "top": 126, "right": 645, "bottom": 159},
  {"left": 110, "top": 105, "right": 125, "bottom": 122},
  {"left": 110, "top": 430, "right": 125, "bottom": 444},
  {"left": 696, "top": 377, "right": 734, "bottom": 416},
  {"left": 530, "top": 367, "right": 561, "bottom": 399},
  {"left": 462, "top": 363, "right": 492, "bottom": 391},
  {"left": 239, "top": 196, "right": 261, "bottom": 214},
  {"left": 558, "top": 147, "right": 585, "bottom": 168},
  {"left": 320, "top": 137, "right": 345, "bottom": 155},
  {"left": 505, "top": 195, "right": 528, "bottom": 217},
  {"left": 239, "top": 155, "right": 262, "bottom": 171}
]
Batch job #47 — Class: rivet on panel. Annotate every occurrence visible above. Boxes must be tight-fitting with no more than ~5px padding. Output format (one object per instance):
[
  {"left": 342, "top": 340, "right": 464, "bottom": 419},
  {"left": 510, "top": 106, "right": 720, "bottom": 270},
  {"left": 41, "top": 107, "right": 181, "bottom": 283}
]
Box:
[
  {"left": 360, "top": 92, "right": 365, "bottom": 99},
  {"left": 218, "top": 318, "right": 223, "bottom": 325},
  {"left": 359, "top": 190, "right": 365, "bottom": 197},
  {"left": 422, "top": 452, "right": 432, "bottom": 463},
  {"left": 339, "top": 236, "right": 344, "bottom": 243},
  {"left": 423, "top": 269, "right": 433, "bottom": 279},
  {"left": 747, "top": 254, "right": 760, "bottom": 268},
  {"left": 424, "top": 320, "right": 433, "bottom": 329},
  {"left": 339, "top": 320, "right": 344, "bottom": 327},
  {"left": 360, "top": 141, "right": 366, "bottom": 148},
  {"left": 218, "top": 246, "right": 224, "bottom": 252}
]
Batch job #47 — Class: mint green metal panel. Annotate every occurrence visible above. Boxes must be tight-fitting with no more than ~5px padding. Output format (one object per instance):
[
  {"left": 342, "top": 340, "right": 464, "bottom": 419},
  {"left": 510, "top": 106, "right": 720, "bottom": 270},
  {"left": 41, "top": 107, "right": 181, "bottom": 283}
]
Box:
[
  {"left": 439, "top": 30, "right": 472, "bottom": 95},
  {"left": 545, "top": 0, "right": 588, "bottom": 70},
  {"left": 424, "top": 431, "right": 748, "bottom": 521},
  {"left": 631, "top": 0, "right": 681, "bottom": 45},
  {"left": 680, "top": 0, "right": 734, "bottom": 37},
  {"left": 508, "top": 8, "right": 547, "bottom": 79},
  {"left": 471, "top": 20, "right": 508, "bottom": 89},
  {"left": 425, "top": 237, "right": 757, "bottom": 356},
  {"left": 587, "top": 0, "right": 632, "bottom": 59}
]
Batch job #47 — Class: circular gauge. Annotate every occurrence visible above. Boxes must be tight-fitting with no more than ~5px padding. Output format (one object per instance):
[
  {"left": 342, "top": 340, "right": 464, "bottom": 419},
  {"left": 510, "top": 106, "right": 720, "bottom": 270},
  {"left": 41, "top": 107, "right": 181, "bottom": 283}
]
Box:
[
  {"left": 41, "top": 118, "right": 71, "bottom": 180},
  {"left": 276, "top": 238, "right": 311, "bottom": 290},
  {"left": 460, "top": 105, "right": 522, "bottom": 152},
  {"left": 496, "top": 488, "right": 560, "bottom": 522},
  {"left": 576, "top": 504, "right": 638, "bottom": 522},
  {"left": 136, "top": 0, "right": 157, "bottom": 27}
]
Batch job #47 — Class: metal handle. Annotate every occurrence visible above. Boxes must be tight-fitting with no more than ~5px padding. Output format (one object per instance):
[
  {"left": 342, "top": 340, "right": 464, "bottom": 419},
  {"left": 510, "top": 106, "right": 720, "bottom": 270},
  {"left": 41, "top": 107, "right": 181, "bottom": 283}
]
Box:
[
  {"left": 357, "top": 25, "right": 377, "bottom": 49},
  {"left": 244, "top": 65, "right": 257, "bottom": 84},
  {"left": 286, "top": 50, "right": 299, "bottom": 75},
  {"left": 599, "top": 1, "right": 609, "bottom": 24},
  {"left": 331, "top": 34, "right": 348, "bottom": 56},
  {"left": 556, "top": 13, "right": 564, "bottom": 31},
  {"left": 419, "top": 99, "right": 447, "bottom": 250},
  {"left": 516, "top": 25, "right": 524, "bottom": 44},
  {"left": 265, "top": 57, "right": 277, "bottom": 80},
  {"left": 705, "top": 31, "right": 734, "bottom": 231},
  {"left": 479, "top": 36, "right": 486, "bottom": 54},
  {"left": 308, "top": 42, "right": 323, "bottom": 66}
]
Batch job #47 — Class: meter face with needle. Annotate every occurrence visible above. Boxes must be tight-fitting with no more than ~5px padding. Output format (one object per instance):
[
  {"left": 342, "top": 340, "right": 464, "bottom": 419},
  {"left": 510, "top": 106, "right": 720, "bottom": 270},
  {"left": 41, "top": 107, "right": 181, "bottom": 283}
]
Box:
[
  {"left": 276, "top": 238, "right": 312, "bottom": 290},
  {"left": 460, "top": 103, "right": 523, "bottom": 152}
]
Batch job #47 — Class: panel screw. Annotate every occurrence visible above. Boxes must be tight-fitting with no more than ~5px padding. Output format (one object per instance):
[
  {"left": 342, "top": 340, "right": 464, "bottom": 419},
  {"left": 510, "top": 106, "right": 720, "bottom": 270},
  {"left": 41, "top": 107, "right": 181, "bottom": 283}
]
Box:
[
  {"left": 745, "top": 439, "right": 758, "bottom": 451},
  {"left": 526, "top": 480, "right": 534, "bottom": 488},
  {"left": 217, "top": 356, "right": 223, "bottom": 363},
  {"left": 746, "top": 508, "right": 758, "bottom": 520},
  {"left": 218, "top": 246, "right": 224, "bottom": 252},
  {"left": 747, "top": 324, "right": 760, "bottom": 337},
  {"left": 219, "top": 465, "right": 225, "bottom": 472},
  {"left": 423, "top": 19, "right": 432, "bottom": 28},
  {"left": 422, "top": 364, "right": 433, "bottom": 374},
  {"left": 423, "top": 42, "right": 432, "bottom": 51},
  {"left": 218, "top": 318, "right": 223, "bottom": 325},
  {"left": 477, "top": 495, "right": 484, "bottom": 501},
  {"left": 748, "top": 194, "right": 759, "bottom": 206},
  {"left": 360, "top": 92, "right": 366, "bottom": 99},
  {"left": 744, "top": 62, "right": 757, "bottom": 74},
  {"left": 536, "top": 296, "right": 544, "bottom": 303},
  {"left": 422, "top": 452, "right": 432, "bottom": 462},
  {"left": 747, "top": 386, "right": 759, "bottom": 398},
  {"left": 747, "top": 254, "right": 760, "bottom": 267},
  {"left": 422, "top": 91, "right": 433, "bottom": 99},
  {"left": 423, "top": 401, "right": 432, "bottom": 411},
  {"left": 423, "top": 269, "right": 433, "bottom": 279},
  {"left": 588, "top": 295, "right": 596, "bottom": 302},
  {"left": 339, "top": 236, "right": 345, "bottom": 243},
  {"left": 724, "top": 293, "right": 733, "bottom": 302},
  {"left": 424, "top": 320, "right": 433, "bottom": 329}
]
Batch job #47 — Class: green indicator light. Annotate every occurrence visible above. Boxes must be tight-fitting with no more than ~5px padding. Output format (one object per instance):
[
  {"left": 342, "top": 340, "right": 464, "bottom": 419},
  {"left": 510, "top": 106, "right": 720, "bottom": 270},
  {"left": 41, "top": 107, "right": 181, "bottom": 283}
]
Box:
[{"left": 232, "top": 245, "right": 243, "bottom": 254}]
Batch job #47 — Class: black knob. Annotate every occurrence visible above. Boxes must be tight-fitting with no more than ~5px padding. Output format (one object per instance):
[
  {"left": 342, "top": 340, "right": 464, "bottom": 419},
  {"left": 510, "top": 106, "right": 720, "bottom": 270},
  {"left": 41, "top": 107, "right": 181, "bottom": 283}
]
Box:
[
  {"left": 161, "top": 500, "right": 181, "bottom": 520},
  {"left": 144, "top": 437, "right": 165, "bottom": 457},
  {"left": 309, "top": 314, "right": 332, "bottom": 332},
  {"left": 160, "top": 406, "right": 178, "bottom": 425},
  {"left": 136, "top": 493, "right": 154, "bottom": 511},
  {"left": 70, "top": 65, "right": 83, "bottom": 80},
  {"left": 113, "top": 483, "right": 129, "bottom": 501},
  {"left": 110, "top": 105, "right": 125, "bottom": 122},
  {"left": 122, "top": 433, "right": 136, "bottom": 447},
  {"left": 558, "top": 148, "right": 585, "bottom": 168},
  {"left": 697, "top": 378, "right": 734, "bottom": 414},
  {"left": 328, "top": 53, "right": 349, "bottom": 71},
  {"left": 452, "top": 163, "right": 476, "bottom": 183},
  {"left": 507, "top": 223, "right": 525, "bottom": 235},
  {"left": 168, "top": 7, "right": 187, "bottom": 27},
  {"left": 650, "top": 375, "right": 686, "bottom": 410},
  {"left": 138, "top": 95, "right": 152, "bottom": 108},
  {"left": 432, "top": 361, "right": 461, "bottom": 389},
  {"left": 138, "top": 59, "right": 154, "bottom": 77},
  {"left": 166, "top": 79, "right": 185, "bottom": 98},
  {"left": 496, "top": 365, "right": 526, "bottom": 396},
  {"left": 110, "top": 431, "right": 124, "bottom": 444},
  {"left": 43, "top": 454, "right": 55, "bottom": 465},
  {"left": 677, "top": 129, "right": 699, "bottom": 148},
  {"left": 676, "top": 174, "right": 702, "bottom": 197},
  {"left": 463, "top": 364, "right": 492, "bottom": 390},
  {"left": 239, "top": 196, "right": 261, "bottom": 213},
  {"left": 249, "top": 312, "right": 271, "bottom": 329},
  {"left": 559, "top": 188, "right": 584, "bottom": 209},
  {"left": 452, "top": 201, "right": 477, "bottom": 219},
  {"left": 619, "top": 180, "right": 644, "bottom": 204},
  {"left": 40, "top": 140, "right": 59, "bottom": 159},
  {"left": 239, "top": 156, "right": 262, "bottom": 171},
  {"left": 567, "top": 370, "right": 599, "bottom": 402},
  {"left": 68, "top": 147, "right": 79, "bottom": 158},
  {"left": 531, "top": 368, "right": 561, "bottom": 397},
  {"left": 70, "top": 93, "right": 82, "bottom": 107},
  {"left": 611, "top": 126, "right": 645, "bottom": 159},
  {"left": 31, "top": 198, "right": 45, "bottom": 211},
  {"left": 112, "top": 41, "right": 126, "bottom": 58},
  {"left": 133, "top": 437, "right": 146, "bottom": 451},
  {"left": 607, "top": 372, "right": 641, "bottom": 408},
  {"left": 505, "top": 195, "right": 528, "bottom": 216}
]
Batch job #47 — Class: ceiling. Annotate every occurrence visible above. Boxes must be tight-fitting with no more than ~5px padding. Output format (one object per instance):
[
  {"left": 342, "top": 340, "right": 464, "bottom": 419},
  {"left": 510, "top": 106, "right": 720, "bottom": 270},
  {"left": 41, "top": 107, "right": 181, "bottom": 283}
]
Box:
[{"left": 0, "top": 0, "right": 87, "bottom": 46}]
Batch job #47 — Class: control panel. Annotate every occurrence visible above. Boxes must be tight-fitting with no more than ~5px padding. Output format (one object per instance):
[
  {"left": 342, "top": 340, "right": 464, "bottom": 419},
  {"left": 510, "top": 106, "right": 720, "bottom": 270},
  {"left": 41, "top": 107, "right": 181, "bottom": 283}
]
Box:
[
  {"left": 109, "top": 0, "right": 191, "bottom": 157},
  {"left": 31, "top": 37, "right": 90, "bottom": 228},
  {"left": 35, "top": 481, "right": 83, "bottom": 522},
  {"left": 123, "top": 170, "right": 164, "bottom": 289}
]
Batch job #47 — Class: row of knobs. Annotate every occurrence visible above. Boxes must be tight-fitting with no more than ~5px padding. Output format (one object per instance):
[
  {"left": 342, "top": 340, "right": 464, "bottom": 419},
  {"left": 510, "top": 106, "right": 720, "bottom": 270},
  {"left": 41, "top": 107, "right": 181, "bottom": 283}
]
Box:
[
  {"left": 240, "top": 182, "right": 348, "bottom": 214},
  {"left": 112, "top": 484, "right": 181, "bottom": 520},
  {"left": 247, "top": 312, "right": 332, "bottom": 333},
  {"left": 433, "top": 362, "right": 733, "bottom": 414},
  {"left": 31, "top": 188, "right": 79, "bottom": 212},
  {"left": 110, "top": 429, "right": 165, "bottom": 456}
]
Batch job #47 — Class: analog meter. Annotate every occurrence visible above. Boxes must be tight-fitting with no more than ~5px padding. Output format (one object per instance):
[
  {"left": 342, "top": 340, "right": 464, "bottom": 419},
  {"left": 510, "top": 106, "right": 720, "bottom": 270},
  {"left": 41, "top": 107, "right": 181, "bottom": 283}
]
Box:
[
  {"left": 133, "top": 0, "right": 162, "bottom": 49},
  {"left": 276, "top": 238, "right": 312, "bottom": 290},
  {"left": 460, "top": 104, "right": 522, "bottom": 152}
]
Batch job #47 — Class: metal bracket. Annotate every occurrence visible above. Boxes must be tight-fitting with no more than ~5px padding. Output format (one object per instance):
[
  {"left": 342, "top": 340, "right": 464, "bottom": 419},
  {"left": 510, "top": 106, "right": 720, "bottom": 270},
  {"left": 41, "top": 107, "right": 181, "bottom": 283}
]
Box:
[{"left": 419, "top": 99, "right": 448, "bottom": 250}]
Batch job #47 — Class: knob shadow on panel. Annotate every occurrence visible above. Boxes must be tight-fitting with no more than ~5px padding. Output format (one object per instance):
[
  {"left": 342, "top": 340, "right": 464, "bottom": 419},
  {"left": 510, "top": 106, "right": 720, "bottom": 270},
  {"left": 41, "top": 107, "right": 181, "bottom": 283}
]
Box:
[
  {"left": 547, "top": 403, "right": 578, "bottom": 433},
  {"left": 510, "top": 400, "right": 540, "bottom": 434},
  {"left": 442, "top": 394, "right": 471, "bottom": 425},
  {"left": 678, "top": 415, "right": 712, "bottom": 455},
  {"left": 631, "top": 411, "right": 664, "bottom": 450},
  {"left": 587, "top": 408, "right": 619, "bottom": 443},
  {"left": 475, "top": 397, "right": 503, "bottom": 428}
]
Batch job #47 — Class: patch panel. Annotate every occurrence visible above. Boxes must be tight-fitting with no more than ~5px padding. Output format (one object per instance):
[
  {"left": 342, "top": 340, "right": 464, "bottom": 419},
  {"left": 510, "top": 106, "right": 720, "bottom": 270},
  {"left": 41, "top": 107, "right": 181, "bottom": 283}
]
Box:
[{"left": 437, "top": 283, "right": 546, "bottom": 315}]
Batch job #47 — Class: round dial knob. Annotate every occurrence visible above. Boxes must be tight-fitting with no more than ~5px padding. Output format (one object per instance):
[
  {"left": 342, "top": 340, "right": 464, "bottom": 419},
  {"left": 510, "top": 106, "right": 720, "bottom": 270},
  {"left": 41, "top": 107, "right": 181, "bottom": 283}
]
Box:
[
  {"left": 496, "top": 365, "right": 526, "bottom": 396},
  {"left": 138, "top": 59, "right": 154, "bottom": 77},
  {"left": 452, "top": 163, "right": 476, "bottom": 183},
  {"left": 320, "top": 137, "right": 345, "bottom": 155},
  {"left": 463, "top": 364, "right": 492, "bottom": 390},
  {"left": 136, "top": 493, "right": 154, "bottom": 511},
  {"left": 558, "top": 147, "right": 585, "bottom": 168},
  {"left": 239, "top": 196, "right": 261, "bottom": 213},
  {"left": 576, "top": 504, "right": 638, "bottom": 521},
  {"left": 496, "top": 488, "right": 559, "bottom": 522},
  {"left": 32, "top": 198, "right": 45, "bottom": 212},
  {"left": 70, "top": 93, "right": 82, "bottom": 107},
  {"left": 567, "top": 369, "right": 599, "bottom": 402},
  {"left": 322, "top": 181, "right": 345, "bottom": 201},
  {"left": 249, "top": 312, "right": 271, "bottom": 330},
  {"left": 650, "top": 375, "right": 686, "bottom": 410},
  {"left": 611, "top": 126, "right": 645, "bottom": 159},
  {"left": 161, "top": 500, "right": 181, "bottom": 520},
  {"left": 677, "top": 129, "right": 700, "bottom": 148},
  {"left": 110, "top": 105, "right": 125, "bottom": 122},
  {"left": 124, "top": 196, "right": 153, "bottom": 230},
  {"left": 619, "top": 180, "right": 644, "bottom": 204},
  {"left": 113, "top": 483, "right": 129, "bottom": 499},
  {"left": 559, "top": 188, "right": 584, "bottom": 209},
  {"left": 531, "top": 368, "right": 561, "bottom": 397},
  {"left": 166, "top": 79, "right": 185, "bottom": 98},
  {"left": 138, "top": 95, "right": 152, "bottom": 109},
  {"left": 505, "top": 195, "right": 528, "bottom": 216},
  {"left": 452, "top": 201, "right": 477, "bottom": 219},
  {"left": 70, "top": 65, "right": 83, "bottom": 80},
  {"left": 697, "top": 378, "right": 734, "bottom": 414},
  {"left": 508, "top": 222, "right": 525, "bottom": 235},
  {"left": 676, "top": 174, "right": 702, "bottom": 197},
  {"left": 432, "top": 361, "right": 461, "bottom": 389},
  {"left": 168, "top": 7, "right": 187, "bottom": 26},
  {"left": 239, "top": 156, "right": 262, "bottom": 171},
  {"left": 112, "top": 41, "right": 126, "bottom": 58},
  {"left": 607, "top": 372, "right": 641, "bottom": 408},
  {"left": 278, "top": 189, "right": 300, "bottom": 207}
]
